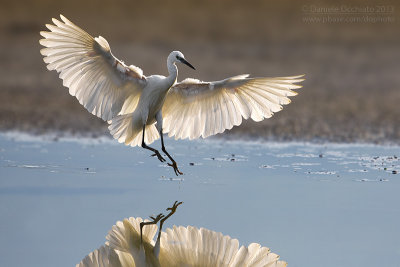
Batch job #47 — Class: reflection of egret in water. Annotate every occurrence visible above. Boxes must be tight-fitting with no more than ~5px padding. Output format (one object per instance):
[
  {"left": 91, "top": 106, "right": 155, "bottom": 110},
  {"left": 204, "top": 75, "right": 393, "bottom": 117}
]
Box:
[
  {"left": 40, "top": 15, "right": 304, "bottom": 176},
  {"left": 77, "top": 201, "right": 287, "bottom": 266}
]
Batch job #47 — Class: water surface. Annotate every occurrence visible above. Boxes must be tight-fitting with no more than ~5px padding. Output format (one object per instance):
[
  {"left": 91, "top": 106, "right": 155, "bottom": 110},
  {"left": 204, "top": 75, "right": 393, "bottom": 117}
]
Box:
[{"left": 0, "top": 133, "right": 399, "bottom": 267}]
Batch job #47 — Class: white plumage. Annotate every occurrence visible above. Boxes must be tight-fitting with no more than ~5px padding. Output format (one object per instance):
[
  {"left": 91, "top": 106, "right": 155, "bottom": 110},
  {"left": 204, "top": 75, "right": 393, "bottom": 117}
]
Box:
[
  {"left": 40, "top": 15, "right": 304, "bottom": 175},
  {"left": 77, "top": 216, "right": 287, "bottom": 267}
]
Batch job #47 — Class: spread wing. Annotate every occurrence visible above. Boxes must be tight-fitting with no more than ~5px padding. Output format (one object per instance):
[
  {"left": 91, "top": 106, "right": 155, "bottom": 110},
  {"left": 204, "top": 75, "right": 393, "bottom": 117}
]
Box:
[
  {"left": 40, "top": 15, "right": 146, "bottom": 121},
  {"left": 162, "top": 74, "right": 304, "bottom": 140}
]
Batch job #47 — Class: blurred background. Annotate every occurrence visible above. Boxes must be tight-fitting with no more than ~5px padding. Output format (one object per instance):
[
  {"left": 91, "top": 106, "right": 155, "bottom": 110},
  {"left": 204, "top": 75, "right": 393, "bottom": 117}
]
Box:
[{"left": 0, "top": 0, "right": 399, "bottom": 143}]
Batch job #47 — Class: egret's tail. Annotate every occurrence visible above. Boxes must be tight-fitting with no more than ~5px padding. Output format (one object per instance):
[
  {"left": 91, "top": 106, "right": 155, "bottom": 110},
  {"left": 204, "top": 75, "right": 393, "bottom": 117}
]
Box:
[{"left": 108, "top": 113, "right": 160, "bottom": 147}]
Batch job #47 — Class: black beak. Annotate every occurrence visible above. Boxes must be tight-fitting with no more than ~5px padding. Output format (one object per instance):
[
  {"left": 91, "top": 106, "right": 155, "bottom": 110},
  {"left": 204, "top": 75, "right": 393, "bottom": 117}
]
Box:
[{"left": 180, "top": 58, "right": 196, "bottom": 70}]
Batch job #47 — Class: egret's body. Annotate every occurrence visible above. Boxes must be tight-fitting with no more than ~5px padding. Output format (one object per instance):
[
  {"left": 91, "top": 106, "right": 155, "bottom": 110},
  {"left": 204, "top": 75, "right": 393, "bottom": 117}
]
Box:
[
  {"left": 40, "top": 15, "right": 304, "bottom": 175},
  {"left": 137, "top": 54, "right": 178, "bottom": 129}
]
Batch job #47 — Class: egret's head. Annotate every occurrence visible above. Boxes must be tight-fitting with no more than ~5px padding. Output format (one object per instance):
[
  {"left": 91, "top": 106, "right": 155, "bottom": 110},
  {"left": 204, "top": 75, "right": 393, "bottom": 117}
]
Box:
[{"left": 170, "top": 51, "right": 195, "bottom": 70}]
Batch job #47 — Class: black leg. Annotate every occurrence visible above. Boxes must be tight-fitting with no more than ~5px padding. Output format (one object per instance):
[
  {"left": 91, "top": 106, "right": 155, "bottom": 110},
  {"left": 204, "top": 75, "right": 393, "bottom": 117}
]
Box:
[
  {"left": 156, "top": 201, "right": 183, "bottom": 241},
  {"left": 141, "top": 125, "right": 165, "bottom": 162},
  {"left": 160, "top": 130, "right": 183, "bottom": 175},
  {"left": 140, "top": 213, "right": 164, "bottom": 244}
]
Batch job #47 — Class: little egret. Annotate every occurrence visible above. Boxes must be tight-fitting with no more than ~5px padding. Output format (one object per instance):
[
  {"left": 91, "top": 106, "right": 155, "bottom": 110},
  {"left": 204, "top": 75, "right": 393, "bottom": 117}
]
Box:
[
  {"left": 40, "top": 15, "right": 304, "bottom": 175},
  {"left": 77, "top": 201, "right": 287, "bottom": 267}
]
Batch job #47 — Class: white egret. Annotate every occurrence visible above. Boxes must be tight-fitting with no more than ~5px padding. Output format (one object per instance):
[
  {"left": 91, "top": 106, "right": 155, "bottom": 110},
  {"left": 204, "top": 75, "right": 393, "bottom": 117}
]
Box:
[
  {"left": 77, "top": 201, "right": 287, "bottom": 267},
  {"left": 40, "top": 15, "right": 304, "bottom": 175}
]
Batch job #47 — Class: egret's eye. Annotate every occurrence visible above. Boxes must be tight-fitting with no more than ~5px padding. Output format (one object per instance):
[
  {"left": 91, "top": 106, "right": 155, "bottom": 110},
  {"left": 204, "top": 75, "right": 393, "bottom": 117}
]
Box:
[{"left": 176, "top": 55, "right": 183, "bottom": 61}]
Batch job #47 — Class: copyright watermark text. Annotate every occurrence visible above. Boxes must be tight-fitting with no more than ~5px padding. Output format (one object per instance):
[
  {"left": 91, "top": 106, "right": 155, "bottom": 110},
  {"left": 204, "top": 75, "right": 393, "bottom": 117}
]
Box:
[{"left": 302, "top": 4, "right": 395, "bottom": 23}]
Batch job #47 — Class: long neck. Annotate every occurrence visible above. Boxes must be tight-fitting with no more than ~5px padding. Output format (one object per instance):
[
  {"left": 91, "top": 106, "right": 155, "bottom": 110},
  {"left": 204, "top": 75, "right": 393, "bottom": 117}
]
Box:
[{"left": 166, "top": 60, "right": 178, "bottom": 87}]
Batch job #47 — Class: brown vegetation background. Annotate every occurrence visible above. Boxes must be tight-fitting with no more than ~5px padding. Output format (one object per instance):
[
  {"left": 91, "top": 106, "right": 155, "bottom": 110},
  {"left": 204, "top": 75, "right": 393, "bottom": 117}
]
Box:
[{"left": 0, "top": 0, "right": 399, "bottom": 143}]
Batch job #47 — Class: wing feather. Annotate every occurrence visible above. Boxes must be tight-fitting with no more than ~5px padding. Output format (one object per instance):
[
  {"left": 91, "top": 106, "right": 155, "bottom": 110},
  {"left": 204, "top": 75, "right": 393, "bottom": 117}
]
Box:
[
  {"left": 229, "top": 92, "right": 243, "bottom": 126},
  {"left": 40, "top": 15, "right": 146, "bottom": 121},
  {"left": 163, "top": 75, "right": 304, "bottom": 139},
  {"left": 219, "top": 93, "right": 229, "bottom": 131}
]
